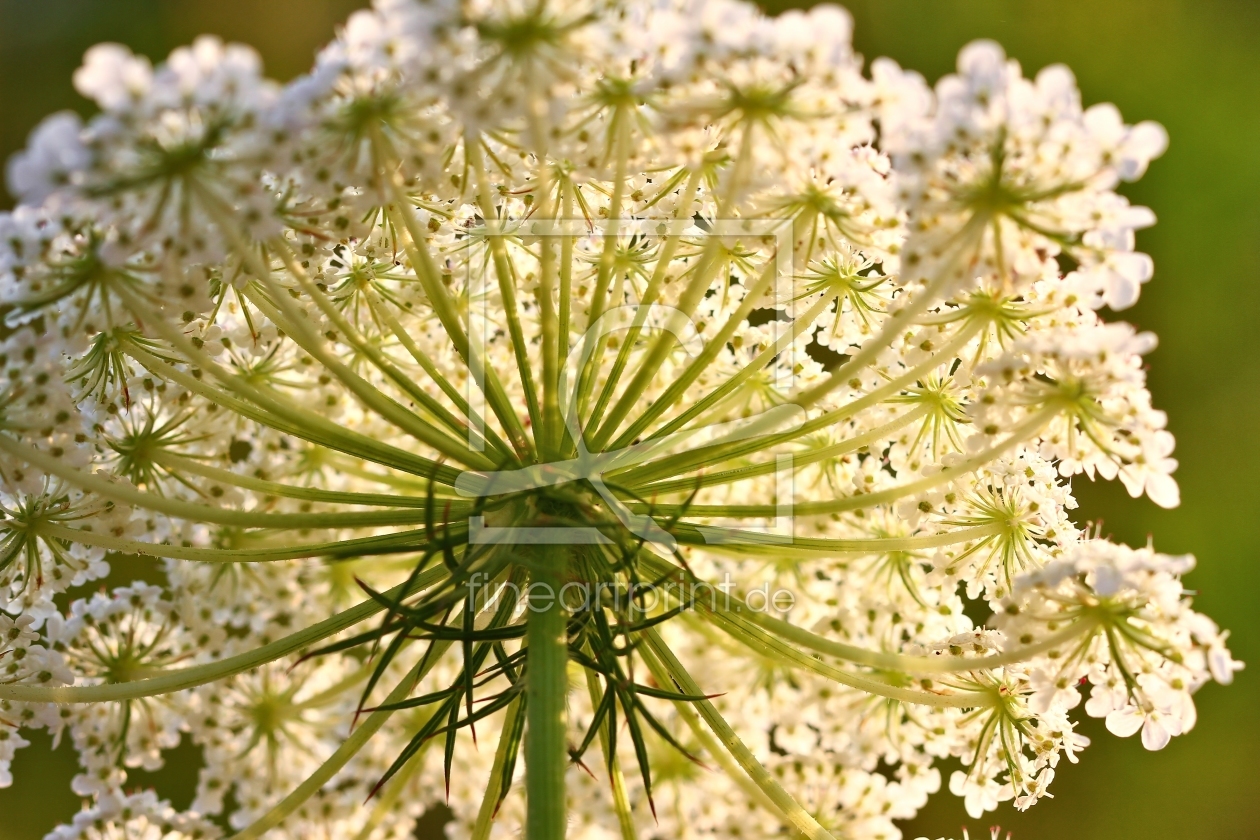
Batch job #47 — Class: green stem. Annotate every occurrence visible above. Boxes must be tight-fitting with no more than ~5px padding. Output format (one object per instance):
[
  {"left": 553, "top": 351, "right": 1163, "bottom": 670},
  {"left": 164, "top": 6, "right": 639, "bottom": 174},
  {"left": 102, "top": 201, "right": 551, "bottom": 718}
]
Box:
[
  {"left": 472, "top": 695, "right": 524, "bottom": 840},
  {"left": 0, "top": 566, "right": 448, "bottom": 703},
  {"left": 241, "top": 279, "right": 492, "bottom": 471},
  {"left": 376, "top": 130, "right": 534, "bottom": 460},
  {"left": 622, "top": 319, "right": 982, "bottom": 487},
  {"left": 626, "top": 408, "right": 1058, "bottom": 519},
  {"left": 35, "top": 520, "right": 463, "bottom": 564},
  {"left": 150, "top": 452, "right": 454, "bottom": 508},
  {"left": 641, "top": 630, "right": 838, "bottom": 840},
  {"left": 273, "top": 240, "right": 510, "bottom": 463},
  {"left": 794, "top": 217, "right": 988, "bottom": 411},
  {"left": 609, "top": 259, "right": 800, "bottom": 451},
  {"left": 629, "top": 404, "right": 930, "bottom": 496},
  {"left": 579, "top": 168, "right": 702, "bottom": 438},
  {"left": 0, "top": 433, "right": 468, "bottom": 530},
  {"left": 637, "top": 642, "right": 802, "bottom": 836},
  {"left": 228, "top": 653, "right": 441, "bottom": 840},
  {"left": 743, "top": 608, "right": 1100, "bottom": 675},
  {"left": 469, "top": 139, "right": 545, "bottom": 445},
  {"left": 117, "top": 284, "right": 458, "bottom": 478},
  {"left": 525, "top": 558, "right": 570, "bottom": 840},
  {"left": 582, "top": 664, "right": 637, "bottom": 840},
  {"left": 667, "top": 522, "right": 1006, "bottom": 558}
]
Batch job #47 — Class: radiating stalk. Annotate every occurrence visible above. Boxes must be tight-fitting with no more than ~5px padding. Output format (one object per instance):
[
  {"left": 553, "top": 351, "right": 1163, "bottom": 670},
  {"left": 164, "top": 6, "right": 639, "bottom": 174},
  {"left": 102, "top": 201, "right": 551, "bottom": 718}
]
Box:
[
  {"left": 472, "top": 696, "right": 524, "bottom": 840},
  {"left": 629, "top": 407, "right": 1058, "bottom": 519},
  {"left": 0, "top": 567, "right": 448, "bottom": 704},
  {"left": 116, "top": 285, "right": 461, "bottom": 483},
  {"left": 35, "top": 521, "right": 466, "bottom": 564},
  {"left": 525, "top": 557, "right": 570, "bottom": 840},
  {"left": 583, "top": 667, "right": 637, "bottom": 840},
  {"left": 0, "top": 433, "right": 469, "bottom": 531},
  {"left": 641, "top": 630, "right": 839, "bottom": 840}
]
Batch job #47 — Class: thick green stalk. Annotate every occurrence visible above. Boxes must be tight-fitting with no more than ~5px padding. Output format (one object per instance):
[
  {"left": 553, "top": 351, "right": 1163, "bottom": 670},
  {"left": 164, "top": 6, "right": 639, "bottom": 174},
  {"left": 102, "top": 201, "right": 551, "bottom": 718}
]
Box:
[{"left": 525, "top": 558, "right": 570, "bottom": 840}]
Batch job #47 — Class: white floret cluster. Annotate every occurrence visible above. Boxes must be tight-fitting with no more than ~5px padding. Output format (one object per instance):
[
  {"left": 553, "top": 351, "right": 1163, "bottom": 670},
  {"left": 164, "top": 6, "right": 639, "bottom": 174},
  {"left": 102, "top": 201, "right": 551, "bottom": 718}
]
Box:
[{"left": 0, "top": 1, "right": 1238, "bottom": 839}]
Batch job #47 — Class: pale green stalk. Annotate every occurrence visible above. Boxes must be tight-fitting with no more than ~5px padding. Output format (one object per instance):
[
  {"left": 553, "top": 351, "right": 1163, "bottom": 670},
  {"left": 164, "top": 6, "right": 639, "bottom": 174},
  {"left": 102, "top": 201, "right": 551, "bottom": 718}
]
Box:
[
  {"left": 637, "top": 641, "right": 805, "bottom": 838},
  {"left": 468, "top": 137, "right": 546, "bottom": 442},
  {"left": 629, "top": 403, "right": 931, "bottom": 495},
  {"left": 150, "top": 452, "right": 454, "bottom": 508},
  {"left": 360, "top": 276, "right": 520, "bottom": 460},
  {"left": 195, "top": 185, "right": 494, "bottom": 470},
  {"left": 240, "top": 276, "right": 493, "bottom": 471},
  {"left": 0, "top": 434, "right": 466, "bottom": 530},
  {"left": 33, "top": 521, "right": 464, "bottom": 564},
  {"left": 610, "top": 276, "right": 832, "bottom": 452},
  {"left": 630, "top": 407, "right": 1058, "bottom": 518},
  {"left": 115, "top": 286, "right": 460, "bottom": 482},
  {"left": 227, "top": 654, "right": 439, "bottom": 840},
  {"left": 375, "top": 129, "right": 535, "bottom": 459},
  {"left": 0, "top": 566, "right": 448, "bottom": 703},
  {"left": 619, "top": 320, "right": 984, "bottom": 488},
  {"left": 273, "top": 239, "right": 509, "bottom": 461},
  {"left": 641, "top": 630, "right": 839, "bottom": 840},
  {"left": 471, "top": 696, "right": 524, "bottom": 840},
  {"left": 743, "top": 609, "right": 1102, "bottom": 675},
  {"left": 667, "top": 522, "right": 1007, "bottom": 558},
  {"left": 583, "top": 666, "right": 637, "bottom": 840},
  {"left": 577, "top": 166, "right": 705, "bottom": 438}
]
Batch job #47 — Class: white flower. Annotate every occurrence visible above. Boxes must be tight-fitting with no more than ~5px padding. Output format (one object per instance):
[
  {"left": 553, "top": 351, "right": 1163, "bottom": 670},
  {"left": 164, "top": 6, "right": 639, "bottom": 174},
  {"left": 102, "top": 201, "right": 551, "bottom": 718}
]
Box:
[{"left": 0, "top": 1, "right": 1231, "bottom": 836}]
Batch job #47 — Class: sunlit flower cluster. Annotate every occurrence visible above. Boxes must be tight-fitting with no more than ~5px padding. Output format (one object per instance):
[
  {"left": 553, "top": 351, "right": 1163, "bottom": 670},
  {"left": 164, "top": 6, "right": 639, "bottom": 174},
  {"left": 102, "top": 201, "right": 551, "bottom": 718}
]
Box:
[{"left": 0, "top": 1, "right": 1236, "bottom": 838}]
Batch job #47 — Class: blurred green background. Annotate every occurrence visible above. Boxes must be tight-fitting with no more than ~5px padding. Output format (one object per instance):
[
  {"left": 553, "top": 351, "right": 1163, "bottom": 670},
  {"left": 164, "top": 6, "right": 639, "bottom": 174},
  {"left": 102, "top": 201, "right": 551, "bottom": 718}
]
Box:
[{"left": 0, "top": 0, "right": 1256, "bottom": 838}]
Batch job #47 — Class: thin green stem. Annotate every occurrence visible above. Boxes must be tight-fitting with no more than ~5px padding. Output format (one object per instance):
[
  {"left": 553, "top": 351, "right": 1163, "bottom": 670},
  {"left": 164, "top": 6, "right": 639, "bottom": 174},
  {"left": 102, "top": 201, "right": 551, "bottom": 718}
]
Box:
[
  {"left": 667, "top": 522, "right": 1006, "bottom": 558},
  {"left": 0, "top": 433, "right": 468, "bottom": 529},
  {"left": 641, "top": 629, "right": 839, "bottom": 840},
  {"left": 628, "top": 408, "right": 1057, "bottom": 518},
  {"left": 369, "top": 280, "right": 516, "bottom": 460},
  {"left": 744, "top": 608, "right": 1101, "bottom": 675},
  {"left": 116, "top": 287, "right": 459, "bottom": 483},
  {"left": 227, "top": 654, "right": 439, "bottom": 840},
  {"left": 240, "top": 278, "right": 492, "bottom": 471},
  {"left": 611, "top": 256, "right": 790, "bottom": 451},
  {"left": 0, "top": 566, "right": 448, "bottom": 703},
  {"left": 34, "top": 520, "right": 463, "bottom": 564},
  {"left": 469, "top": 138, "right": 545, "bottom": 446},
  {"left": 631, "top": 404, "right": 930, "bottom": 496},
  {"left": 636, "top": 641, "right": 803, "bottom": 837},
  {"left": 150, "top": 452, "right": 452, "bottom": 508},
  {"left": 582, "top": 667, "right": 637, "bottom": 840},
  {"left": 579, "top": 169, "right": 702, "bottom": 438},
  {"left": 621, "top": 317, "right": 982, "bottom": 488},
  {"left": 472, "top": 695, "right": 524, "bottom": 840},
  {"left": 376, "top": 129, "right": 534, "bottom": 459},
  {"left": 274, "top": 239, "right": 510, "bottom": 462}
]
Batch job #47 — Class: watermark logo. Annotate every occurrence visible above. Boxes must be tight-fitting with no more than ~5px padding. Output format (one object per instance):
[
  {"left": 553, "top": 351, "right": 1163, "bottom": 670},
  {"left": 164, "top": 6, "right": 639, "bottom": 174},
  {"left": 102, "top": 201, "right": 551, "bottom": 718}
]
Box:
[{"left": 465, "top": 571, "right": 797, "bottom": 615}]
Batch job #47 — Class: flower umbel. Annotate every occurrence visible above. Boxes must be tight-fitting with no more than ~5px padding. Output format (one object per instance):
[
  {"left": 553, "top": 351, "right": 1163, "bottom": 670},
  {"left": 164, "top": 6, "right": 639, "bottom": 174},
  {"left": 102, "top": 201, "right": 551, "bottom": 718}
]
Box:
[{"left": 0, "top": 2, "right": 1235, "bottom": 839}]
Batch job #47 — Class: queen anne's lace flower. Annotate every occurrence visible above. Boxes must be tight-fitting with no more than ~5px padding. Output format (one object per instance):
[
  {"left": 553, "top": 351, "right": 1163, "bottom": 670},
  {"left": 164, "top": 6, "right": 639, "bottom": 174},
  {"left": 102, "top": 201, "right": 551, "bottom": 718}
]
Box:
[{"left": 0, "top": 1, "right": 1235, "bottom": 838}]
